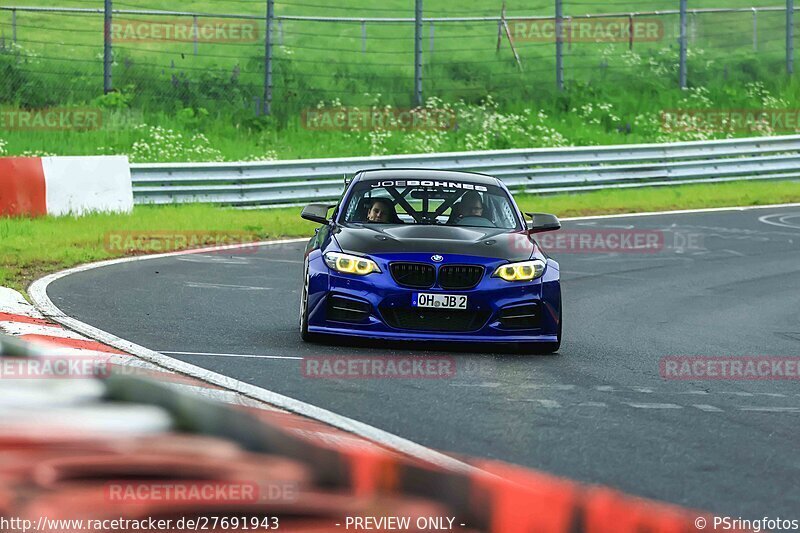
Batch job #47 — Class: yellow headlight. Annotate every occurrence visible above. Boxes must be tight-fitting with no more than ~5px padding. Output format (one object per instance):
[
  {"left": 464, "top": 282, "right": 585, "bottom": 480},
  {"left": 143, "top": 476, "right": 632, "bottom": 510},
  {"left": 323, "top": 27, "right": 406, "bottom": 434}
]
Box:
[
  {"left": 493, "top": 260, "right": 546, "bottom": 281},
  {"left": 325, "top": 252, "right": 380, "bottom": 275}
]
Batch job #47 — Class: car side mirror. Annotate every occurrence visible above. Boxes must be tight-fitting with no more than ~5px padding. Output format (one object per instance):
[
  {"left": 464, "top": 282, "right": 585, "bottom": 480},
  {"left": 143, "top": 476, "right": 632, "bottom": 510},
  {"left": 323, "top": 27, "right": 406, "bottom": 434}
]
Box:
[
  {"left": 301, "top": 203, "right": 335, "bottom": 225},
  {"left": 525, "top": 212, "right": 561, "bottom": 234}
]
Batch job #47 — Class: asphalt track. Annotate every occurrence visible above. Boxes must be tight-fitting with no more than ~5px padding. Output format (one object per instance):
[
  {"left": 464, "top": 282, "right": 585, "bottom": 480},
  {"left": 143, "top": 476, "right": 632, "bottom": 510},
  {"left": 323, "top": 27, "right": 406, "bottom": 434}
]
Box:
[{"left": 47, "top": 206, "right": 800, "bottom": 518}]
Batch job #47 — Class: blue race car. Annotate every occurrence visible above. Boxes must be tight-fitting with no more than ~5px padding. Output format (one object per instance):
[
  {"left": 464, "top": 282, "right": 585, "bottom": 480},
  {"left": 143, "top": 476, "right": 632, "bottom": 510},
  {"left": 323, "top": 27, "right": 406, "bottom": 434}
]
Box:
[{"left": 299, "top": 169, "right": 563, "bottom": 353}]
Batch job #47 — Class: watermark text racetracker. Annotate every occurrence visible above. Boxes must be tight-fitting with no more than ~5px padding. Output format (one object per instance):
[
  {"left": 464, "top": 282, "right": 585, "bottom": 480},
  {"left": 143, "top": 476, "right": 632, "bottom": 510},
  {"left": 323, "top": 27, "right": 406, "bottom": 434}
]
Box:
[
  {"left": 0, "top": 356, "right": 110, "bottom": 379},
  {"left": 104, "top": 231, "right": 263, "bottom": 255},
  {"left": 302, "top": 356, "right": 524, "bottom": 380},
  {"left": 105, "top": 481, "right": 297, "bottom": 504},
  {"left": 110, "top": 18, "right": 259, "bottom": 43},
  {"left": 0, "top": 356, "right": 212, "bottom": 380},
  {"left": 511, "top": 229, "right": 704, "bottom": 254},
  {"left": 0, "top": 108, "right": 102, "bottom": 131},
  {"left": 106, "top": 482, "right": 258, "bottom": 504},
  {"left": 0, "top": 107, "right": 143, "bottom": 131},
  {"left": 661, "top": 356, "right": 800, "bottom": 380},
  {"left": 302, "top": 108, "right": 456, "bottom": 131},
  {"left": 511, "top": 17, "right": 664, "bottom": 42},
  {"left": 302, "top": 356, "right": 456, "bottom": 379},
  {"left": 662, "top": 108, "right": 800, "bottom": 133}
]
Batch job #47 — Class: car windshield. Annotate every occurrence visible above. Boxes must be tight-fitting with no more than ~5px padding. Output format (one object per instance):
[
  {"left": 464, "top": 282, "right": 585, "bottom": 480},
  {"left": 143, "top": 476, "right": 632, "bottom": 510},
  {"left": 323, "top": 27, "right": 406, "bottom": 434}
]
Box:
[{"left": 341, "top": 178, "right": 522, "bottom": 230}]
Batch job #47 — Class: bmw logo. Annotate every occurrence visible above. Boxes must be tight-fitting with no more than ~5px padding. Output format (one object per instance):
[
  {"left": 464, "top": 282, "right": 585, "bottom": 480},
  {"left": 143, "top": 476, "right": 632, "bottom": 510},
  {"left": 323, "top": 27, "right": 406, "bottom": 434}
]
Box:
[{"left": 431, "top": 255, "right": 443, "bottom": 262}]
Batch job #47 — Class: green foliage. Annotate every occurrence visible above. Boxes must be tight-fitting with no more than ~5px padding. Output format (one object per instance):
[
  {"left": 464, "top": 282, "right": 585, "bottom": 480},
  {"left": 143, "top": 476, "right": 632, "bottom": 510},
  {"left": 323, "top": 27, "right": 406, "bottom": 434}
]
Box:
[
  {"left": 93, "top": 90, "right": 134, "bottom": 109},
  {"left": 175, "top": 107, "right": 210, "bottom": 129}
]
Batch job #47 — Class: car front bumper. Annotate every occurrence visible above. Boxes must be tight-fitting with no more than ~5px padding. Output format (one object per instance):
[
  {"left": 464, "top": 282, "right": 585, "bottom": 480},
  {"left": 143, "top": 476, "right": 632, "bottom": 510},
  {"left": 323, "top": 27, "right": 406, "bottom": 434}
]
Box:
[{"left": 306, "top": 251, "right": 561, "bottom": 344}]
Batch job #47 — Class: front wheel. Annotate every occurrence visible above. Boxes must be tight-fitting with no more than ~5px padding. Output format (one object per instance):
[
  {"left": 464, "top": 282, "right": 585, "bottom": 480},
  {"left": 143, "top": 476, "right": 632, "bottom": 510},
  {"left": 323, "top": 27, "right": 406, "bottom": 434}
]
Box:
[{"left": 300, "top": 260, "right": 313, "bottom": 342}]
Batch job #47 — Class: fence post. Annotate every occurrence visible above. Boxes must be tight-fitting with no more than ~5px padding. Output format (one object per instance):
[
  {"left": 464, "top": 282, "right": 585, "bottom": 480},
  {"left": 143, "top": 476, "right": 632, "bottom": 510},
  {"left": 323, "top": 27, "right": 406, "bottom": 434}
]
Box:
[
  {"left": 361, "top": 20, "right": 366, "bottom": 53},
  {"left": 11, "top": 9, "right": 16, "bottom": 45},
  {"left": 679, "top": 0, "right": 687, "bottom": 88},
  {"left": 414, "top": 0, "right": 423, "bottom": 106},
  {"left": 555, "top": 0, "right": 564, "bottom": 90},
  {"left": 752, "top": 8, "right": 758, "bottom": 51},
  {"left": 788, "top": 0, "right": 795, "bottom": 75},
  {"left": 263, "top": 0, "right": 274, "bottom": 115},
  {"left": 629, "top": 13, "right": 634, "bottom": 50},
  {"left": 103, "top": 0, "right": 112, "bottom": 94},
  {"left": 278, "top": 19, "right": 284, "bottom": 46},
  {"left": 429, "top": 20, "right": 434, "bottom": 56},
  {"left": 192, "top": 15, "right": 199, "bottom": 55}
]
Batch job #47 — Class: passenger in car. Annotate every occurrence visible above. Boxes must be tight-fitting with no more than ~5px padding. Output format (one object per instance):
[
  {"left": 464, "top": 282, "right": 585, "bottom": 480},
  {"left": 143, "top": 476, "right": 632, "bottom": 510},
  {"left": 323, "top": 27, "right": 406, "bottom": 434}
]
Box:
[{"left": 447, "top": 191, "right": 485, "bottom": 224}]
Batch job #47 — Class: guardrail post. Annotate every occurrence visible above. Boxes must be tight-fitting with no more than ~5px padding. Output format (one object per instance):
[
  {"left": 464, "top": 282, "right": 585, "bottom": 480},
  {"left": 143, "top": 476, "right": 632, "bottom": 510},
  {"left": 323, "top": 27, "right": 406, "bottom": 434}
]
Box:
[
  {"left": 753, "top": 8, "right": 758, "bottom": 51},
  {"left": 555, "top": 0, "right": 564, "bottom": 90},
  {"left": 788, "top": 0, "right": 795, "bottom": 75},
  {"left": 263, "top": 0, "right": 274, "bottom": 115},
  {"left": 414, "top": 0, "right": 423, "bottom": 106},
  {"left": 679, "top": 0, "right": 688, "bottom": 88},
  {"left": 103, "top": 0, "right": 112, "bottom": 94}
]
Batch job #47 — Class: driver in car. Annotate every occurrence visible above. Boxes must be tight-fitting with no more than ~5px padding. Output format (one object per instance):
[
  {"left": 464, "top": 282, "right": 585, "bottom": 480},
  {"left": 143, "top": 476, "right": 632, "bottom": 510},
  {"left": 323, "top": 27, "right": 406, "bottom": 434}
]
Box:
[{"left": 366, "top": 198, "right": 400, "bottom": 223}]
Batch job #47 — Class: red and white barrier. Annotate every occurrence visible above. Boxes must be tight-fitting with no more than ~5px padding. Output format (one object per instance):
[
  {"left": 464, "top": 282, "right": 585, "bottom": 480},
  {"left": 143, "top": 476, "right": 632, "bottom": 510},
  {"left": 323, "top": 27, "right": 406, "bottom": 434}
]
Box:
[{"left": 0, "top": 156, "right": 133, "bottom": 217}]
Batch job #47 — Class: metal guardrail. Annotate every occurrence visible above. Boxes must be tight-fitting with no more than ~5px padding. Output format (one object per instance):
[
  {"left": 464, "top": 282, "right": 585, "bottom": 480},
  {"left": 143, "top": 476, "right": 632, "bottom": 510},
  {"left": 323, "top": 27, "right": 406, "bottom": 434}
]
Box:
[{"left": 130, "top": 135, "right": 800, "bottom": 207}]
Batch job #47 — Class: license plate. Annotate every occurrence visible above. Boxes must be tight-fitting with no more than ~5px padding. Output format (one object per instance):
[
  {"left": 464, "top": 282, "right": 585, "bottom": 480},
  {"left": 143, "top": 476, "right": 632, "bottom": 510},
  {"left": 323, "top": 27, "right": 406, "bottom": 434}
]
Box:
[{"left": 413, "top": 293, "right": 468, "bottom": 310}]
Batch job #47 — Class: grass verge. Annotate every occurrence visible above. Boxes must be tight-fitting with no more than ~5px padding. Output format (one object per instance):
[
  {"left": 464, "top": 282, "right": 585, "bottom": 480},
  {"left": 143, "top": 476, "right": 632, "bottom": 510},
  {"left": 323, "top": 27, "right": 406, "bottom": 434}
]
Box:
[{"left": 2, "top": 179, "right": 798, "bottom": 295}]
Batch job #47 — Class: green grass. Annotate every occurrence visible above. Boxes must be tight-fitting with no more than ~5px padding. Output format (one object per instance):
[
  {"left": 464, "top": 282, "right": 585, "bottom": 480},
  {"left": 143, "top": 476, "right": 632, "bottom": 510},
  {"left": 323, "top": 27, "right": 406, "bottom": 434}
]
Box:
[
  {"left": 2, "top": 179, "right": 798, "bottom": 295},
  {"left": 0, "top": 0, "right": 798, "bottom": 160},
  {"left": 0, "top": 203, "right": 318, "bottom": 294},
  {"left": 514, "top": 180, "right": 800, "bottom": 216}
]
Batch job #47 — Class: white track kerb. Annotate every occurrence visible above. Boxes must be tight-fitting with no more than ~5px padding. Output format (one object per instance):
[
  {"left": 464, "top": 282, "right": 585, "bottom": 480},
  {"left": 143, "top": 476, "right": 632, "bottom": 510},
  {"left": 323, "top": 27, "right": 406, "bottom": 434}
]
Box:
[{"left": 26, "top": 202, "right": 800, "bottom": 475}]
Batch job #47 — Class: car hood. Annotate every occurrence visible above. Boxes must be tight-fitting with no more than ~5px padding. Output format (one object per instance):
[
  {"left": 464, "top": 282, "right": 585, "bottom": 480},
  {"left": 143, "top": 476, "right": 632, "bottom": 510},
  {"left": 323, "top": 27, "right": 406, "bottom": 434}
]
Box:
[{"left": 332, "top": 224, "right": 535, "bottom": 262}]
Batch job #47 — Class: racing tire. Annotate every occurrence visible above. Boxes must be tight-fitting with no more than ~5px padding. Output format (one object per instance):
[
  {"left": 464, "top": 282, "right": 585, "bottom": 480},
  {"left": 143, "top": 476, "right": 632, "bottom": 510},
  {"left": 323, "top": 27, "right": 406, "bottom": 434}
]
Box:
[{"left": 300, "top": 260, "right": 315, "bottom": 342}]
